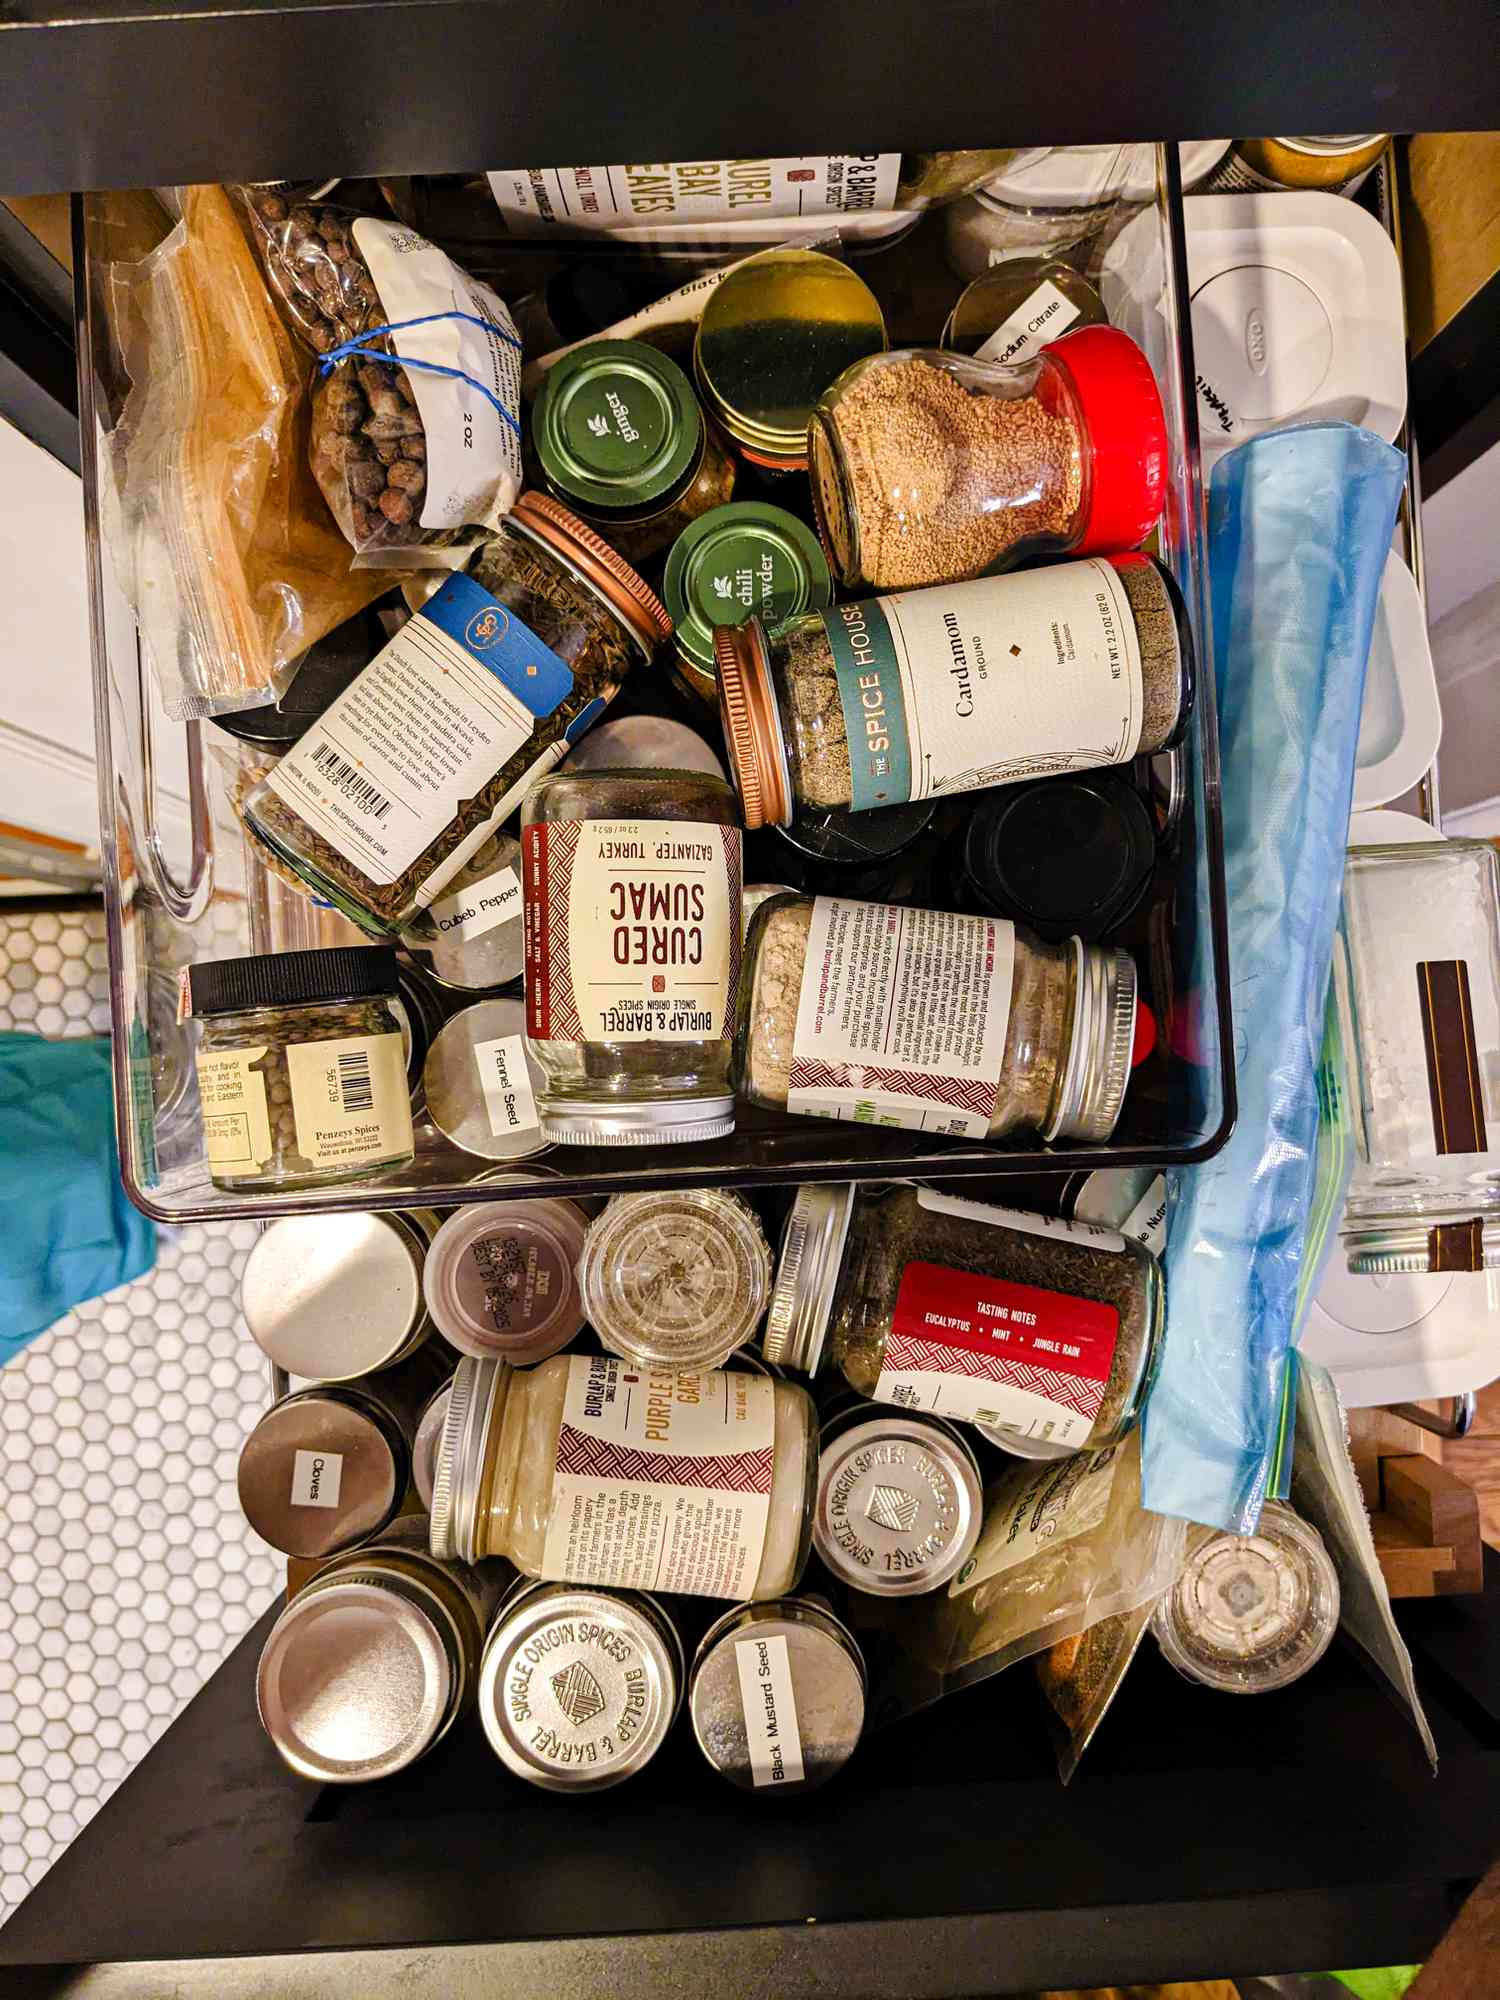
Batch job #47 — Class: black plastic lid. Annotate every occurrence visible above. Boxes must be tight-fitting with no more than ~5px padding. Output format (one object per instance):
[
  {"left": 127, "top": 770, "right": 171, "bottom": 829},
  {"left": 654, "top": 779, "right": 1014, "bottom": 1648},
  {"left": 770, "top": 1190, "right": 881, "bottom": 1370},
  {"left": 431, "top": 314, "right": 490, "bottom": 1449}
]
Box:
[
  {"left": 959, "top": 775, "right": 1157, "bottom": 942},
  {"left": 208, "top": 608, "right": 382, "bottom": 748},
  {"left": 187, "top": 946, "right": 401, "bottom": 1016}
]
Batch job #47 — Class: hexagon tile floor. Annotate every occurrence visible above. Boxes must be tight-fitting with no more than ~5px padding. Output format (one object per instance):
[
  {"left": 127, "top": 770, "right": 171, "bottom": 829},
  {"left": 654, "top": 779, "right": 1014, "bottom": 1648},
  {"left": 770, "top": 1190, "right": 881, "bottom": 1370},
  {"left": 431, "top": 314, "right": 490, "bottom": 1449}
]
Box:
[{"left": 0, "top": 905, "right": 280, "bottom": 1924}]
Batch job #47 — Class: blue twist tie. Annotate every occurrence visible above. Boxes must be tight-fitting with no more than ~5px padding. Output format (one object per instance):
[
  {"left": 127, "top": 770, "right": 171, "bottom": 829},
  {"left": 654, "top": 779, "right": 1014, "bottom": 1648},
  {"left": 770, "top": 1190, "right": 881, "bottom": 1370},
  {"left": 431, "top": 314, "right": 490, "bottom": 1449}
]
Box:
[{"left": 318, "top": 310, "right": 524, "bottom": 441}]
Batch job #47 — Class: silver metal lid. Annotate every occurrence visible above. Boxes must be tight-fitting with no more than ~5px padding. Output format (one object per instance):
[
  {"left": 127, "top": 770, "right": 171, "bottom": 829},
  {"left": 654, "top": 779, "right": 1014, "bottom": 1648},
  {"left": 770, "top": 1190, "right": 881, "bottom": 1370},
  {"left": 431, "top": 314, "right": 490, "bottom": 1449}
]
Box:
[
  {"left": 237, "top": 1388, "right": 405, "bottom": 1559},
  {"left": 1045, "top": 942, "right": 1137, "bottom": 1143},
  {"left": 689, "top": 1596, "right": 866, "bottom": 1793},
  {"left": 477, "top": 1579, "right": 683, "bottom": 1791},
  {"left": 413, "top": 1382, "right": 453, "bottom": 1514},
  {"left": 241, "top": 1212, "right": 427, "bottom": 1380},
  {"left": 539, "top": 1095, "right": 736, "bottom": 1146},
  {"left": 813, "top": 1408, "right": 983, "bottom": 1597},
  {"left": 580, "top": 1190, "right": 773, "bottom": 1371},
  {"left": 763, "top": 1183, "right": 856, "bottom": 1374},
  {"left": 428, "top": 1357, "right": 512, "bottom": 1565},
  {"left": 423, "top": 998, "right": 550, "bottom": 1162},
  {"left": 1345, "top": 1218, "right": 1500, "bottom": 1274}
]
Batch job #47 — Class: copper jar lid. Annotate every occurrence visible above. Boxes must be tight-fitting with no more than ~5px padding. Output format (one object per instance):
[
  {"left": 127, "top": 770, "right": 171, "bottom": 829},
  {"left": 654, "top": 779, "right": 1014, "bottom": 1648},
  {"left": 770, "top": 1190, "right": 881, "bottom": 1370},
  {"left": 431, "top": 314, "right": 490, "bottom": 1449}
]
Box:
[
  {"left": 713, "top": 618, "right": 794, "bottom": 830},
  {"left": 508, "top": 491, "right": 672, "bottom": 657}
]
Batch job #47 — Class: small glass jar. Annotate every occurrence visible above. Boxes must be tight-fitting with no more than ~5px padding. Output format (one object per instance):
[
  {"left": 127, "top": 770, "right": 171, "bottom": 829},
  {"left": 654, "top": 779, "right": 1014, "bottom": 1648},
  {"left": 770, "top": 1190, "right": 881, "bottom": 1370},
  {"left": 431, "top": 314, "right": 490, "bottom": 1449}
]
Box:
[
  {"left": 1205, "top": 135, "right": 1387, "bottom": 196},
  {"left": 579, "top": 1189, "right": 773, "bottom": 1370},
  {"left": 689, "top": 1596, "right": 867, "bottom": 1792},
  {"left": 241, "top": 1208, "right": 436, "bottom": 1380},
  {"left": 422, "top": 1196, "right": 589, "bottom": 1362},
  {"left": 663, "top": 501, "right": 832, "bottom": 708},
  {"left": 1152, "top": 1502, "right": 1341, "bottom": 1694},
  {"left": 812, "top": 1401, "right": 983, "bottom": 1597},
  {"left": 400, "top": 830, "right": 526, "bottom": 994},
  {"left": 476, "top": 1577, "right": 683, "bottom": 1792},
  {"left": 422, "top": 997, "right": 549, "bottom": 1162},
  {"left": 428, "top": 1352, "right": 818, "bottom": 1600},
  {"left": 237, "top": 1381, "right": 414, "bottom": 1558},
  {"left": 715, "top": 554, "right": 1192, "bottom": 827},
  {"left": 530, "top": 339, "right": 736, "bottom": 564},
  {"left": 522, "top": 768, "right": 744, "bottom": 1145},
  {"left": 766, "top": 1183, "right": 1164, "bottom": 1454},
  {"left": 941, "top": 260, "right": 1108, "bottom": 360},
  {"left": 242, "top": 493, "right": 671, "bottom": 937},
  {"left": 737, "top": 895, "right": 1141, "bottom": 1145},
  {"left": 188, "top": 946, "right": 414, "bottom": 1192},
  {"left": 808, "top": 329, "right": 1167, "bottom": 592},
  {"left": 256, "top": 1517, "right": 508, "bottom": 1782}
]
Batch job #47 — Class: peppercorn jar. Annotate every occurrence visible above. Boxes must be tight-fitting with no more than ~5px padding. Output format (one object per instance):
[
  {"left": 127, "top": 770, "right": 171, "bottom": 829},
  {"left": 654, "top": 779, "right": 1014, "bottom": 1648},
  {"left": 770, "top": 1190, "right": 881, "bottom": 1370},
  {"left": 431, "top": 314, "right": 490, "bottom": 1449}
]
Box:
[
  {"left": 765, "top": 1183, "right": 1164, "bottom": 1454},
  {"left": 579, "top": 1189, "right": 773, "bottom": 1371},
  {"left": 714, "top": 554, "right": 1193, "bottom": 828},
  {"left": 808, "top": 327, "right": 1167, "bottom": 592},
  {"left": 522, "top": 769, "right": 743, "bottom": 1145},
  {"left": 428, "top": 1352, "right": 818, "bottom": 1600},
  {"left": 243, "top": 493, "right": 672, "bottom": 938},
  {"left": 736, "top": 894, "right": 1143, "bottom": 1144},
  {"left": 187, "top": 947, "right": 415, "bottom": 1192}
]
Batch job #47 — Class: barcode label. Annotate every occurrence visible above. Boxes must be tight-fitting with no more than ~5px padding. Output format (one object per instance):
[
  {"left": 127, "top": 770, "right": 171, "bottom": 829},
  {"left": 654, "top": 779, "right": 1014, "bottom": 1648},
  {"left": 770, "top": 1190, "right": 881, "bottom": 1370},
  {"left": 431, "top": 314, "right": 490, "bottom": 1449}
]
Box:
[
  {"left": 311, "top": 742, "right": 393, "bottom": 821},
  {"left": 336, "top": 1049, "right": 374, "bottom": 1113}
]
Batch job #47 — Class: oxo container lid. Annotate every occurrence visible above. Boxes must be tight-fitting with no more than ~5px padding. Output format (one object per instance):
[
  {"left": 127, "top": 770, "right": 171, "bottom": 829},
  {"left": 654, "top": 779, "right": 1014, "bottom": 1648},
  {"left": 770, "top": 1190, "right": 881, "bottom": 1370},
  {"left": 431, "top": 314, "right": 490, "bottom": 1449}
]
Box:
[
  {"left": 241, "top": 1211, "right": 426, "bottom": 1379},
  {"left": 423, "top": 1197, "right": 588, "bottom": 1363},
  {"left": 664, "top": 502, "right": 832, "bottom": 675},
  {"left": 813, "top": 1409, "right": 983, "bottom": 1596},
  {"left": 533, "top": 338, "right": 703, "bottom": 513},
  {"left": 236, "top": 1390, "right": 404, "bottom": 1559},
  {"left": 1152, "top": 1501, "right": 1341, "bottom": 1694},
  {"left": 764, "top": 1183, "right": 856, "bottom": 1375},
  {"left": 689, "top": 1596, "right": 866, "bottom": 1793}
]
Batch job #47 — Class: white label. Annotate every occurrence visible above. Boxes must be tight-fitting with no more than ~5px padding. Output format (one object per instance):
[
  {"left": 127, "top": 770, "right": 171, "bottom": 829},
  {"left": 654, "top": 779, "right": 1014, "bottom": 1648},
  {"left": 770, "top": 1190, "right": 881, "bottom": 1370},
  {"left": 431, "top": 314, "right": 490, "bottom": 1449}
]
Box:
[
  {"left": 787, "top": 899, "right": 1014, "bottom": 1137},
  {"left": 290, "top": 1449, "right": 343, "bottom": 1510},
  {"left": 952, "top": 1445, "right": 1122, "bottom": 1593},
  {"left": 973, "top": 279, "right": 1083, "bottom": 366},
  {"left": 487, "top": 157, "right": 902, "bottom": 235},
  {"left": 916, "top": 1187, "right": 1126, "bottom": 1254},
  {"left": 734, "top": 1633, "right": 806, "bottom": 1788},
  {"left": 1121, "top": 1176, "right": 1168, "bottom": 1255},
  {"left": 429, "top": 862, "right": 523, "bottom": 942},
  {"left": 352, "top": 219, "right": 522, "bottom": 532},
  {"left": 543, "top": 1355, "right": 775, "bottom": 1598},
  {"left": 475, "top": 1032, "right": 539, "bottom": 1140},
  {"left": 285, "top": 1034, "right": 413, "bottom": 1169}
]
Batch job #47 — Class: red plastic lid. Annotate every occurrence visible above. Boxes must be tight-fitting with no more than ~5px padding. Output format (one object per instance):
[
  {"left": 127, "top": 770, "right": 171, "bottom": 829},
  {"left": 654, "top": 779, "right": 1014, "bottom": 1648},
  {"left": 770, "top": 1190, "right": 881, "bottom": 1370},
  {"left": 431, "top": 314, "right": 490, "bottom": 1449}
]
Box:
[
  {"left": 1048, "top": 326, "right": 1168, "bottom": 556},
  {"left": 1131, "top": 1000, "right": 1158, "bottom": 1069}
]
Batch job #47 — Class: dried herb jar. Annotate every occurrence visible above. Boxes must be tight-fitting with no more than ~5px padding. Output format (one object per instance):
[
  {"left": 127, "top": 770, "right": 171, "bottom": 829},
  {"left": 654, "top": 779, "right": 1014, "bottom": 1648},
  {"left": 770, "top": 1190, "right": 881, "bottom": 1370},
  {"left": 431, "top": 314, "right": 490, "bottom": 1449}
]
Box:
[
  {"left": 187, "top": 947, "right": 414, "bottom": 1192},
  {"left": 689, "top": 1596, "right": 867, "bottom": 1792},
  {"left": 579, "top": 1189, "right": 773, "bottom": 1371},
  {"left": 429, "top": 1352, "right": 817, "bottom": 1600},
  {"left": 766, "top": 1183, "right": 1164, "bottom": 1454},
  {"left": 715, "top": 555, "right": 1193, "bottom": 827},
  {"left": 243, "top": 494, "right": 671, "bottom": 938},
  {"left": 522, "top": 769, "right": 743, "bottom": 1145},
  {"left": 737, "top": 895, "right": 1141, "bottom": 1145},
  {"left": 808, "top": 328, "right": 1167, "bottom": 592}
]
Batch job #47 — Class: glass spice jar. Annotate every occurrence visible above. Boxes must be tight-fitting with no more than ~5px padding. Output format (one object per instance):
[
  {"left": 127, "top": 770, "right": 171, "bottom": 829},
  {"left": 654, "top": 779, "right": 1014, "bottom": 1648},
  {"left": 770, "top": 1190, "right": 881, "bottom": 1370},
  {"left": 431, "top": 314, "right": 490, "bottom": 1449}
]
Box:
[
  {"left": 766, "top": 1183, "right": 1164, "bottom": 1453},
  {"left": 663, "top": 501, "right": 832, "bottom": 709},
  {"left": 1151, "top": 1502, "right": 1341, "bottom": 1693},
  {"left": 428, "top": 1352, "right": 818, "bottom": 1600},
  {"left": 400, "top": 829, "right": 526, "bottom": 995},
  {"left": 812, "top": 1400, "right": 984, "bottom": 1597},
  {"left": 941, "top": 260, "right": 1109, "bottom": 361},
  {"left": 240, "top": 1208, "right": 437, "bottom": 1381},
  {"left": 242, "top": 494, "right": 671, "bottom": 937},
  {"left": 422, "top": 1195, "right": 589, "bottom": 1363},
  {"left": 522, "top": 769, "right": 744, "bottom": 1145},
  {"left": 578, "top": 1189, "right": 773, "bottom": 1371},
  {"left": 736, "top": 894, "right": 1143, "bottom": 1145},
  {"left": 237, "top": 1381, "right": 414, "bottom": 1559},
  {"left": 1205, "top": 135, "right": 1388, "bottom": 196},
  {"left": 808, "top": 328, "right": 1167, "bottom": 592},
  {"left": 187, "top": 947, "right": 414, "bottom": 1192},
  {"left": 714, "top": 554, "right": 1193, "bottom": 827},
  {"left": 688, "top": 1595, "right": 867, "bottom": 1793}
]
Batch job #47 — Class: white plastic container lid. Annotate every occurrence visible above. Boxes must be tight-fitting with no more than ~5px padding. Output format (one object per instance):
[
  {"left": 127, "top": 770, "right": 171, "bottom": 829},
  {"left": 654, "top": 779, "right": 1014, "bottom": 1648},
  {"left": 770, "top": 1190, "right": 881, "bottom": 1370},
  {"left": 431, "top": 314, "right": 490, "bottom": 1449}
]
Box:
[
  {"left": 1353, "top": 551, "right": 1443, "bottom": 811},
  {"left": 978, "top": 141, "right": 1230, "bottom": 210}
]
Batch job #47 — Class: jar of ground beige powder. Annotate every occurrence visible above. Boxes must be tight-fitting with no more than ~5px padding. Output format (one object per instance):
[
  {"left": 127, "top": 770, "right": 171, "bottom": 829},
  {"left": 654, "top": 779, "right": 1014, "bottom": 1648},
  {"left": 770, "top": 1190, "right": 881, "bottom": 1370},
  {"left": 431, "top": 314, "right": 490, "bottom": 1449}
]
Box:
[{"left": 807, "top": 327, "right": 1166, "bottom": 591}]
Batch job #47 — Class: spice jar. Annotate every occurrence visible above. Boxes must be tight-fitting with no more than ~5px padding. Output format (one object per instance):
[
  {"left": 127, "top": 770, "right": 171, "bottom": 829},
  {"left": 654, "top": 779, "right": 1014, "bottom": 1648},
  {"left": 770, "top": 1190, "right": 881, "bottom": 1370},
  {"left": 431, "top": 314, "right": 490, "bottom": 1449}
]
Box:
[
  {"left": 579, "top": 1189, "right": 773, "bottom": 1370},
  {"left": 522, "top": 769, "right": 744, "bottom": 1145},
  {"left": 812, "top": 1401, "right": 983, "bottom": 1596},
  {"left": 766, "top": 1184, "right": 1164, "bottom": 1453},
  {"left": 808, "top": 329, "right": 1167, "bottom": 591},
  {"left": 953, "top": 773, "right": 1158, "bottom": 942},
  {"left": 1151, "top": 1502, "right": 1341, "bottom": 1694},
  {"left": 715, "top": 553, "right": 1191, "bottom": 825},
  {"left": 401, "top": 831, "right": 526, "bottom": 994},
  {"left": 1205, "top": 135, "right": 1387, "bottom": 196},
  {"left": 429, "top": 1352, "right": 818, "bottom": 1599},
  {"left": 413, "top": 1379, "right": 454, "bottom": 1511},
  {"left": 188, "top": 947, "right": 414, "bottom": 1192},
  {"left": 423, "top": 997, "right": 548, "bottom": 1161},
  {"left": 241, "top": 1209, "right": 436, "bottom": 1381},
  {"left": 694, "top": 248, "right": 886, "bottom": 474},
  {"left": 530, "top": 339, "right": 735, "bottom": 564},
  {"left": 422, "top": 1195, "right": 589, "bottom": 1362},
  {"left": 237, "top": 1381, "right": 414, "bottom": 1558},
  {"left": 243, "top": 494, "right": 671, "bottom": 937},
  {"left": 737, "top": 895, "right": 1142, "bottom": 1144},
  {"left": 663, "top": 502, "right": 832, "bottom": 708},
  {"left": 256, "top": 1517, "right": 507, "bottom": 1782},
  {"left": 689, "top": 1596, "right": 867, "bottom": 1792},
  {"left": 941, "top": 260, "right": 1108, "bottom": 361}
]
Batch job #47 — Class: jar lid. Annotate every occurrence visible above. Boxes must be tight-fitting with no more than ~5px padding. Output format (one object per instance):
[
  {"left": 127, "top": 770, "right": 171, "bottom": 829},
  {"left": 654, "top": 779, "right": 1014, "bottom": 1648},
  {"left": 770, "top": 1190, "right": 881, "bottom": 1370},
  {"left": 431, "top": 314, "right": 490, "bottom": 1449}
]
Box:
[
  {"left": 186, "top": 945, "right": 400, "bottom": 1016},
  {"left": 1044, "top": 326, "right": 1167, "bottom": 557},
  {"left": 508, "top": 491, "right": 672, "bottom": 656},
  {"left": 423, "top": 997, "right": 549, "bottom": 1163},
  {"left": 1344, "top": 1218, "right": 1500, "bottom": 1275},
  {"left": 423, "top": 1198, "right": 588, "bottom": 1363},
  {"left": 532, "top": 339, "right": 704, "bottom": 514},
  {"left": 241, "top": 1211, "right": 428, "bottom": 1380},
  {"left": 428, "top": 1355, "right": 514, "bottom": 1563},
  {"left": 401, "top": 832, "right": 526, "bottom": 993},
  {"left": 538, "top": 1094, "right": 737, "bottom": 1146},
  {"left": 209, "top": 607, "right": 380, "bottom": 748},
  {"left": 580, "top": 1189, "right": 773, "bottom": 1371},
  {"left": 564, "top": 714, "right": 727, "bottom": 782},
  {"left": 813, "top": 1407, "right": 983, "bottom": 1597},
  {"left": 664, "top": 502, "right": 832, "bottom": 676},
  {"left": 1152, "top": 1501, "right": 1341, "bottom": 1694},
  {"left": 1045, "top": 943, "right": 1137, "bottom": 1143},
  {"left": 775, "top": 798, "right": 937, "bottom": 869},
  {"left": 412, "top": 1380, "right": 453, "bottom": 1512},
  {"left": 689, "top": 1596, "right": 867, "bottom": 1792},
  {"left": 764, "top": 1183, "right": 857, "bottom": 1374},
  {"left": 237, "top": 1388, "right": 406, "bottom": 1559},
  {"left": 959, "top": 775, "right": 1157, "bottom": 941},
  {"left": 1273, "top": 134, "right": 1386, "bottom": 157},
  {"left": 714, "top": 618, "right": 796, "bottom": 830},
  {"left": 477, "top": 1579, "right": 683, "bottom": 1791}
]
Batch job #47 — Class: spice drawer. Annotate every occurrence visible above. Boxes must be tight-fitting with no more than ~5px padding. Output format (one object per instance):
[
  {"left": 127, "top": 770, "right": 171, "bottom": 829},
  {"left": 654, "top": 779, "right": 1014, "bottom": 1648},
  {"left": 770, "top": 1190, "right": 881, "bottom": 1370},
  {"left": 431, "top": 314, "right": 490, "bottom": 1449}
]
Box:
[{"left": 78, "top": 152, "right": 1233, "bottom": 1224}]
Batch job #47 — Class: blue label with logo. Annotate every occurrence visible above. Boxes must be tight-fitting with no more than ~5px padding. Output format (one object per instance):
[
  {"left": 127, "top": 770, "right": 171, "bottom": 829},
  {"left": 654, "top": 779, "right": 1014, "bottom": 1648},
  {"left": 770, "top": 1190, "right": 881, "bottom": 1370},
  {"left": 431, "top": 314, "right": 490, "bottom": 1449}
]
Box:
[
  {"left": 823, "top": 598, "right": 913, "bottom": 810},
  {"left": 420, "top": 571, "right": 575, "bottom": 719}
]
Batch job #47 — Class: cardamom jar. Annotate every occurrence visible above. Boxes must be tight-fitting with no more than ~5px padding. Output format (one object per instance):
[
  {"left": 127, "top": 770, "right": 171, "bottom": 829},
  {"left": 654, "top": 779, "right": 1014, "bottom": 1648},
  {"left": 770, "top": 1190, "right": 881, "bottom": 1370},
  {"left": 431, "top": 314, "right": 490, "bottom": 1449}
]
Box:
[{"left": 765, "top": 1183, "right": 1164, "bottom": 1454}]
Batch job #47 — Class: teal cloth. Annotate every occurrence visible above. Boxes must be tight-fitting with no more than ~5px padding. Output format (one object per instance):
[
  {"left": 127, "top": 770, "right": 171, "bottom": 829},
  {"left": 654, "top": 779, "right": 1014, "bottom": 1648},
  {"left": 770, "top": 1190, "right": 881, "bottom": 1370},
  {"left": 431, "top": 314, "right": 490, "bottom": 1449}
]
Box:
[{"left": 0, "top": 1033, "right": 156, "bottom": 1356}]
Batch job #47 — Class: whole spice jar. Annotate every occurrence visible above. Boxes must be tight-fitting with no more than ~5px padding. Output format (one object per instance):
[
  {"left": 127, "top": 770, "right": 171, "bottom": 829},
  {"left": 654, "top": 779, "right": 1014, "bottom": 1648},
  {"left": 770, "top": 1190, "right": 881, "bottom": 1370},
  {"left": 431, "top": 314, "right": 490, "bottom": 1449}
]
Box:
[
  {"left": 663, "top": 502, "right": 832, "bottom": 708},
  {"left": 429, "top": 1352, "right": 818, "bottom": 1600},
  {"left": 522, "top": 769, "right": 743, "bottom": 1145},
  {"left": 401, "top": 830, "right": 526, "bottom": 994},
  {"left": 1151, "top": 1502, "right": 1341, "bottom": 1693},
  {"left": 689, "top": 1595, "right": 867, "bottom": 1793},
  {"left": 243, "top": 494, "right": 671, "bottom": 937},
  {"left": 808, "top": 328, "right": 1167, "bottom": 591},
  {"left": 765, "top": 1183, "right": 1164, "bottom": 1453},
  {"left": 241, "top": 1208, "right": 436, "bottom": 1380},
  {"left": 812, "top": 1401, "right": 983, "bottom": 1597},
  {"left": 187, "top": 947, "right": 414, "bottom": 1192},
  {"left": 941, "top": 260, "right": 1108, "bottom": 361},
  {"left": 237, "top": 1381, "right": 414, "bottom": 1558},
  {"left": 715, "top": 554, "right": 1192, "bottom": 826},
  {"left": 578, "top": 1189, "right": 773, "bottom": 1370},
  {"left": 422, "top": 997, "right": 548, "bottom": 1162},
  {"left": 737, "top": 894, "right": 1143, "bottom": 1144},
  {"left": 530, "top": 338, "right": 736, "bottom": 564},
  {"left": 1205, "top": 135, "right": 1388, "bottom": 197},
  {"left": 422, "top": 1195, "right": 589, "bottom": 1362}
]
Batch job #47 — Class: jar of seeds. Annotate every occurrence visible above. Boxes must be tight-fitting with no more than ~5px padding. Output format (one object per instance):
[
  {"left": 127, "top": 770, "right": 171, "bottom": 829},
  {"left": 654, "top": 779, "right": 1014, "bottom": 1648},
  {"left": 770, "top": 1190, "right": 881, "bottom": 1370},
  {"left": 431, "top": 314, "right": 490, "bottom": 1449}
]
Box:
[
  {"left": 579, "top": 1189, "right": 773, "bottom": 1370},
  {"left": 808, "top": 327, "right": 1167, "bottom": 591},
  {"left": 714, "top": 554, "right": 1193, "bottom": 827},
  {"left": 187, "top": 947, "right": 414, "bottom": 1192}
]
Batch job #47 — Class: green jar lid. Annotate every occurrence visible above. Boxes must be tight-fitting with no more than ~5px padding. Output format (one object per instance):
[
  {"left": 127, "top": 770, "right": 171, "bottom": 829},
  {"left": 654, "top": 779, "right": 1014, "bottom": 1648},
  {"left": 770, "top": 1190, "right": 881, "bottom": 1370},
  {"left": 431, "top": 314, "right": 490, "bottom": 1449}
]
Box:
[
  {"left": 532, "top": 339, "right": 703, "bottom": 513},
  {"left": 664, "top": 503, "right": 833, "bottom": 675}
]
